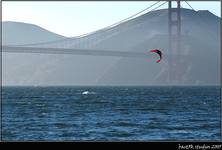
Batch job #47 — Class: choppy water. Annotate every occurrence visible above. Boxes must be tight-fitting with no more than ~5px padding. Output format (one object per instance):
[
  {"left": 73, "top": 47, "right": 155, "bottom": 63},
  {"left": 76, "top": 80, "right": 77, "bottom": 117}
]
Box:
[{"left": 2, "top": 86, "right": 221, "bottom": 141}]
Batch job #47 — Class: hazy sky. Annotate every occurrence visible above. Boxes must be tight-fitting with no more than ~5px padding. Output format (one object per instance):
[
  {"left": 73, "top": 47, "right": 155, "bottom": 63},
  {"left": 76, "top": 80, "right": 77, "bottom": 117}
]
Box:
[{"left": 2, "top": 1, "right": 221, "bottom": 37}]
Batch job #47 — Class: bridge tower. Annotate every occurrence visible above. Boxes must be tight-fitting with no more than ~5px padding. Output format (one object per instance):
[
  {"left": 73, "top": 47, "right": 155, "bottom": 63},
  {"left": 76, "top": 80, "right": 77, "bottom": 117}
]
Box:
[{"left": 168, "top": 0, "right": 181, "bottom": 84}]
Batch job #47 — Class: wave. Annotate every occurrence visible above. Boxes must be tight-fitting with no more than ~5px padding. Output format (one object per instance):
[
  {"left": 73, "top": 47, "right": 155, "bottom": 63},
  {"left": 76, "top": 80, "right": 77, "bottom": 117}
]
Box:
[{"left": 81, "top": 91, "right": 96, "bottom": 95}]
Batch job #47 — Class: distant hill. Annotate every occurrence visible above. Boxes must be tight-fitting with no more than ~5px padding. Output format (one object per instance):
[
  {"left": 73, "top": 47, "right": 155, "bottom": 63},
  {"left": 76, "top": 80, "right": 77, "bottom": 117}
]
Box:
[
  {"left": 2, "top": 8, "right": 220, "bottom": 86},
  {"left": 2, "top": 21, "right": 66, "bottom": 45}
]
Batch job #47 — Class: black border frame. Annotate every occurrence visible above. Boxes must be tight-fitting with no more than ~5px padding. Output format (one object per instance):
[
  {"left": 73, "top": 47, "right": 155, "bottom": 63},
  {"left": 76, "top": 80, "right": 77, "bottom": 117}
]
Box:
[{"left": 0, "top": 0, "right": 221, "bottom": 144}]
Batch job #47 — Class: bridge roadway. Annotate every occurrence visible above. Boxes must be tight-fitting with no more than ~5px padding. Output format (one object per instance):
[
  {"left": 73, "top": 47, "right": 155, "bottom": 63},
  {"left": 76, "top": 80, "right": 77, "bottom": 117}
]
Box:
[{"left": 2, "top": 46, "right": 150, "bottom": 59}]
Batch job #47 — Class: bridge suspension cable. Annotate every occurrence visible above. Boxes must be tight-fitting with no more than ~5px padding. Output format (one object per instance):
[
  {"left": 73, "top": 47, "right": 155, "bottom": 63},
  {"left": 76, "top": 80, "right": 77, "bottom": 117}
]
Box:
[
  {"left": 184, "top": 1, "right": 218, "bottom": 40},
  {"left": 150, "top": 1, "right": 167, "bottom": 12},
  {"left": 7, "top": 1, "right": 163, "bottom": 47},
  {"left": 184, "top": 1, "right": 195, "bottom": 10}
]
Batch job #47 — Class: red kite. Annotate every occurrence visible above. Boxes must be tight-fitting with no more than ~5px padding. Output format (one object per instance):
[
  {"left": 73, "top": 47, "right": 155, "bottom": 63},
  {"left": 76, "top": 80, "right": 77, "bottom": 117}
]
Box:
[{"left": 150, "top": 49, "right": 162, "bottom": 63}]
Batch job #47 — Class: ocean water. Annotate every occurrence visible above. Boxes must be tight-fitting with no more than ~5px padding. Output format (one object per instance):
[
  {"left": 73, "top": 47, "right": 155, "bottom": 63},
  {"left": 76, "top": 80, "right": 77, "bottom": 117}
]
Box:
[{"left": 2, "top": 86, "right": 221, "bottom": 141}]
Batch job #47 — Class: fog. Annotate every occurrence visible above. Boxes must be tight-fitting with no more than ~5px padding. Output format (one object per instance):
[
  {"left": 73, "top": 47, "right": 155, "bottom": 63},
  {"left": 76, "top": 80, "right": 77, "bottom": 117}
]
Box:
[{"left": 2, "top": 8, "right": 220, "bottom": 86}]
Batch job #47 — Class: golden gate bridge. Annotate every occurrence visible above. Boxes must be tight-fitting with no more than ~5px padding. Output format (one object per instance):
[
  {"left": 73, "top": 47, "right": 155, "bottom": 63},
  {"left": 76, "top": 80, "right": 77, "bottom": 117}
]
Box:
[{"left": 1, "top": 1, "right": 210, "bottom": 83}]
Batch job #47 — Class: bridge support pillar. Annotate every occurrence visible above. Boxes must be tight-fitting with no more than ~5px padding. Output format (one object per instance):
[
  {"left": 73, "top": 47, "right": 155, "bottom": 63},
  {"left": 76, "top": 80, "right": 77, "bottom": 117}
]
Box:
[{"left": 168, "top": 0, "right": 181, "bottom": 84}]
